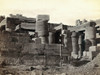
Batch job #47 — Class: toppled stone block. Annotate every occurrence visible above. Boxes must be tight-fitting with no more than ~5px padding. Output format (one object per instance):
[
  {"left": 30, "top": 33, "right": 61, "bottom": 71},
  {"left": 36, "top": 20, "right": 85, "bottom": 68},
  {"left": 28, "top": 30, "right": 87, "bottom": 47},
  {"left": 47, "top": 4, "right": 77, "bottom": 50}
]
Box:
[
  {"left": 87, "top": 51, "right": 93, "bottom": 60},
  {"left": 83, "top": 51, "right": 92, "bottom": 60},
  {"left": 89, "top": 46, "right": 97, "bottom": 52},
  {"left": 83, "top": 50, "right": 97, "bottom": 60}
]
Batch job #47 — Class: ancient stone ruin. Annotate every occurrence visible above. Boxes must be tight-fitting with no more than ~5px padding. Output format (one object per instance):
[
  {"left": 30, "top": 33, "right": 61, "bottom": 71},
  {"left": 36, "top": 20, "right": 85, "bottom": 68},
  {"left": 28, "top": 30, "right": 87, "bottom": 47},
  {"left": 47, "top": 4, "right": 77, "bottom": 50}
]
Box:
[{"left": 0, "top": 14, "right": 100, "bottom": 75}]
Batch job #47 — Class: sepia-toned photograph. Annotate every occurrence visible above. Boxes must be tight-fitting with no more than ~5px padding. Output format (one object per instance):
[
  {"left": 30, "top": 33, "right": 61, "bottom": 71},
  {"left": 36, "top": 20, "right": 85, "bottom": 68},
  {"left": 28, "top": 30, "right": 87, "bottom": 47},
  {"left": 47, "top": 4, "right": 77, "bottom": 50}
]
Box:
[{"left": 0, "top": 0, "right": 100, "bottom": 75}]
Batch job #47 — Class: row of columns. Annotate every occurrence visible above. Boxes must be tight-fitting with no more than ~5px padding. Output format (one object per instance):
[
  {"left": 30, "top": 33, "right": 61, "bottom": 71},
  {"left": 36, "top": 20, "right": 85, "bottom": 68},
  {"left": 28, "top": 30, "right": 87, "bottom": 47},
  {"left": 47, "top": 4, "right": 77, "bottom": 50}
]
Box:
[
  {"left": 71, "top": 26, "right": 96, "bottom": 59},
  {"left": 35, "top": 15, "right": 96, "bottom": 59}
]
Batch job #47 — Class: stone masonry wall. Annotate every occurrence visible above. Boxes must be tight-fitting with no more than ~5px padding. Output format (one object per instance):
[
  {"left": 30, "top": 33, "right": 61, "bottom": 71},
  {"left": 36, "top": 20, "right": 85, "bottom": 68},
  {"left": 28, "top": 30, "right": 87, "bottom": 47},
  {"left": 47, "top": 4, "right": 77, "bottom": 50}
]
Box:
[{"left": 0, "top": 31, "right": 65, "bottom": 66}]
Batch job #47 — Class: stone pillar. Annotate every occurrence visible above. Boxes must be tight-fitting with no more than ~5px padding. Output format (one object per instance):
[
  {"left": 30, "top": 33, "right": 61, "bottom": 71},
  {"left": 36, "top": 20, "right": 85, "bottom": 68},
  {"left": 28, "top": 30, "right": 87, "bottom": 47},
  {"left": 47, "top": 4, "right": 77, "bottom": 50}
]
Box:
[
  {"left": 85, "top": 26, "right": 96, "bottom": 46},
  {"left": 63, "top": 30, "right": 71, "bottom": 48},
  {"left": 40, "top": 36, "right": 48, "bottom": 44},
  {"left": 78, "top": 35, "right": 82, "bottom": 58},
  {"left": 36, "top": 15, "right": 49, "bottom": 44},
  {"left": 71, "top": 31, "right": 78, "bottom": 59},
  {"left": 64, "top": 34, "right": 68, "bottom": 47},
  {"left": 49, "top": 32, "right": 55, "bottom": 44}
]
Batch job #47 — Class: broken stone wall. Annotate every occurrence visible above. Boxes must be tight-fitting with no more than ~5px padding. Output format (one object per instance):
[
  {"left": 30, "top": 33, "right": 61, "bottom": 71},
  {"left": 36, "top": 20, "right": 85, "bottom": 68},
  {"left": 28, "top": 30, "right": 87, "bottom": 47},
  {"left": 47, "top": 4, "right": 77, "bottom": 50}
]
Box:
[
  {"left": 0, "top": 31, "right": 31, "bottom": 66},
  {"left": 0, "top": 31, "right": 64, "bottom": 66}
]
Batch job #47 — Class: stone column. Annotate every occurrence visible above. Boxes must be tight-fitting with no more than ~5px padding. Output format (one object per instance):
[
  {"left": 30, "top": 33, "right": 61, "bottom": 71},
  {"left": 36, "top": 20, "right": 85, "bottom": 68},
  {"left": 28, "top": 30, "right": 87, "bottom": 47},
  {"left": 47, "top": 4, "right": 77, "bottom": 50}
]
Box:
[
  {"left": 64, "top": 34, "right": 68, "bottom": 47},
  {"left": 84, "top": 23, "right": 96, "bottom": 60},
  {"left": 71, "top": 31, "right": 78, "bottom": 59},
  {"left": 63, "top": 30, "right": 71, "bottom": 48},
  {"left": 36, "top": 15, "right": 49, "bottom": 44},
  {"left": 49, "top": 32, "right": 55, "bottom": 44},
  {"left": 40, "top": 36, "right": 48, "bottom": 44},
  {"left": 85, "top": 26, "right": 96, "bottom": 46},
  {"left": 78, "top": 35, "right": 82, "bottom": 58}
]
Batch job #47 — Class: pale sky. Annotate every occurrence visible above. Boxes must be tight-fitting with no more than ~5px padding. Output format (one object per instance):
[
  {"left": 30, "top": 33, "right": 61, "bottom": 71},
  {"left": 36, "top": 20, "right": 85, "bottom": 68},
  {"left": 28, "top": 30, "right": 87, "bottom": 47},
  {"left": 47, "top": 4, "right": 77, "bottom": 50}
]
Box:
[{"left": 0, "top": 0, "right": 100, "bottom": 25}]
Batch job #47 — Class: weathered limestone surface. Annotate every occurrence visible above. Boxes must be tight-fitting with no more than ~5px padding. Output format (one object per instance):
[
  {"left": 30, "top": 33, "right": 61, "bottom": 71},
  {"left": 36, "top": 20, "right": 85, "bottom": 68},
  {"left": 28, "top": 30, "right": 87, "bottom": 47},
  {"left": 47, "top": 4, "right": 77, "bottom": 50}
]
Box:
[
  {"left": 0, "top": 14, "right": 100, "bottom": 75},
  {"left": 71, "top": 32, "right": 78, "bottom": 59},
  {"left": 49, "top": 32, "right": 55, "bottom": 44},
  {"left": 36, "top": 15, "right": 49, "bottom": 44}
]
